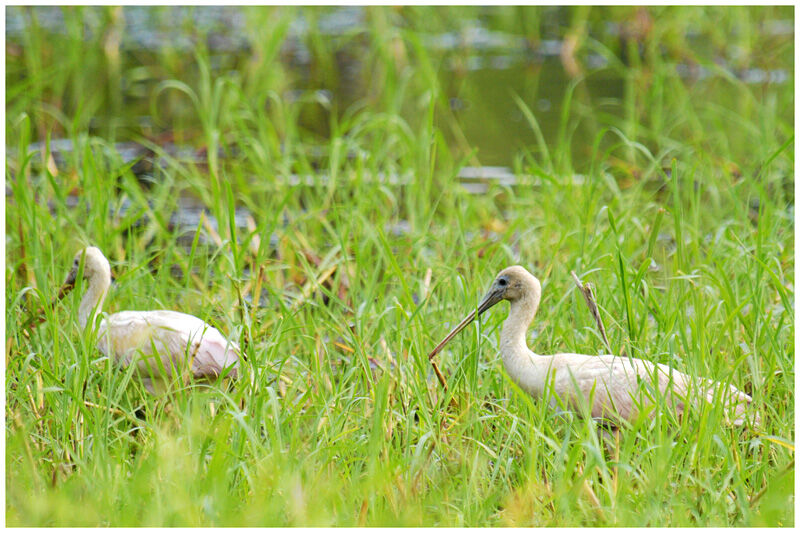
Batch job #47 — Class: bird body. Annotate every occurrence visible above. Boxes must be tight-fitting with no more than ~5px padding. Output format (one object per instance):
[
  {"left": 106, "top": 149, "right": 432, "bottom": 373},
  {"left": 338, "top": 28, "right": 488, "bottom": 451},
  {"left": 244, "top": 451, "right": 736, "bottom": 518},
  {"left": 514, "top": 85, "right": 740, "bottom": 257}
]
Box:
[
  {"left": 501, "top": 348, "right": 752, "bottom": 424},
  {"left": 61, "top": 247, "right": 239, "bottom": 392},
  {"left": 429, "top": 265, "right": 759, "bottom": 428},
  {"left": 97, "top": 310, "right": 239, "bottom": 385}
]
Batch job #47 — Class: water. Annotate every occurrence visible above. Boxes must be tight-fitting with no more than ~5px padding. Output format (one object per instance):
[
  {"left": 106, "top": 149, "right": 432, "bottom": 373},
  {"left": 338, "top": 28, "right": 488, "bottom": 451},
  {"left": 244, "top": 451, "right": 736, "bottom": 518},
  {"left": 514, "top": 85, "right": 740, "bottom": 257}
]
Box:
[{"left": 6, "top": 6, "right": 793, "bottom": 167}]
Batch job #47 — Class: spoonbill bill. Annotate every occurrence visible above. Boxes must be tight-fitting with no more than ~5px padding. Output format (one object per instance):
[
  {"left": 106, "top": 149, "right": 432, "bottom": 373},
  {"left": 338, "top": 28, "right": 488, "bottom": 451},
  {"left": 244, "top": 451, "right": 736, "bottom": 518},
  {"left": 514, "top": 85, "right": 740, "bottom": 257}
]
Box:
[
  {"left": 58, "top": 246, "right": 240, "bottom": 393},
  {"left": 428, "top": 266, "right": 759, "bottom": 429}
]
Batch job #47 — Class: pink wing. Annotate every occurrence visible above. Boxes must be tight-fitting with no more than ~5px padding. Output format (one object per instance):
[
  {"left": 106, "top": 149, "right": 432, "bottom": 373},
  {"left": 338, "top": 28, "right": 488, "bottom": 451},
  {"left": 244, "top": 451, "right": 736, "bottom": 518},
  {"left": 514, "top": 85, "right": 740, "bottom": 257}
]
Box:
[{"left": 97, "top": 310, "right": 240, "bottom": 382}]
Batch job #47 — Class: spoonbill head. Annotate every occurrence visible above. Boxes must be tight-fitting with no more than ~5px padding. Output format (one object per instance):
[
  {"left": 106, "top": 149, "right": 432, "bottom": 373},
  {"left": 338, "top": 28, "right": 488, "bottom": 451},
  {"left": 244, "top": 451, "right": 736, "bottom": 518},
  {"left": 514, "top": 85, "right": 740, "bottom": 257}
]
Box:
[
  {"left": 64, "top": 246, "right": 110, "bottom": 287},
  {"left": 428, "top": 265, "right": 759, "bottom": 429},
  {"left": 60, "top": 246, "right": 112, "bottom": 328},
  {"left": 428, "top": 266, "right": 540, "bottom": 360},
  {"left": 58, "top": 246, "right": 240, "bottom": 393}
]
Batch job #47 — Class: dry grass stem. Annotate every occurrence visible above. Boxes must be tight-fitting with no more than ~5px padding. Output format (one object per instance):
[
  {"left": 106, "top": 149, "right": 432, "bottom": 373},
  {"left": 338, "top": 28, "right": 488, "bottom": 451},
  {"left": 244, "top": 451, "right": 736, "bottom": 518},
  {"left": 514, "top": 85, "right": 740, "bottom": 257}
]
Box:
[{"left": 570, "top": 270, "right": 613, "bottom": 354}]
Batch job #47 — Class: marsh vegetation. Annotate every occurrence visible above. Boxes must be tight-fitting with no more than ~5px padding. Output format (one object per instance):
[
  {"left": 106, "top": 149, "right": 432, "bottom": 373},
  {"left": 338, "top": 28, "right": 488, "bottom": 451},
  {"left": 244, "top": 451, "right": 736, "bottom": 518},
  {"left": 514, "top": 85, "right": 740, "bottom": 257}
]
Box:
[{"left": 6, "top": 6, "right": 794, "bottom": 526}]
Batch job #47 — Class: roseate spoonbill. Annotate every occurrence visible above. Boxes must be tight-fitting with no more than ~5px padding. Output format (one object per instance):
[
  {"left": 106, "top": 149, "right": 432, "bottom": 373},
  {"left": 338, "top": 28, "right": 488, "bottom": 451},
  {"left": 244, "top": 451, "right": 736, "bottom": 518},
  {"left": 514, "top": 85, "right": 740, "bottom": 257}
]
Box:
[
  {"left": 58, "top": 246, "right": 240, "bottom": 393},
  {"left": 428, "top": 266, "right": 759, "bottom": 428}
]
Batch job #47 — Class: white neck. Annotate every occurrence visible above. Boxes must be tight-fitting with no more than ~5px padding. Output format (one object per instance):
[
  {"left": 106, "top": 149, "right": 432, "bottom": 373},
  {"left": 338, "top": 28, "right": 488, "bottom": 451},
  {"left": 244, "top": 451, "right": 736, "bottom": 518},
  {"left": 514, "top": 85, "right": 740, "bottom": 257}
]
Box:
[
  {"left": 500, "top": 293, "right": 538, "bottom": 353},
  {"left": 499, "top": 292, "right": 548, "bottom": 395},
  {"left": 78, "top": 270, "right": 110, "bottom": 329}
]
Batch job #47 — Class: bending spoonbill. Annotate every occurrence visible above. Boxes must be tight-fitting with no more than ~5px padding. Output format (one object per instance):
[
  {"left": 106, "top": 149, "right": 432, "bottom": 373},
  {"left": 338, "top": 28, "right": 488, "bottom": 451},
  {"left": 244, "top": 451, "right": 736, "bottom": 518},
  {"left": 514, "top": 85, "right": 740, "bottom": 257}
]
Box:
[
  {"left": 58, "top": 246, "right": 240, "bottom": 393},
  {"left": 428, "top": 266, "right": 759, "bottom": 428}
]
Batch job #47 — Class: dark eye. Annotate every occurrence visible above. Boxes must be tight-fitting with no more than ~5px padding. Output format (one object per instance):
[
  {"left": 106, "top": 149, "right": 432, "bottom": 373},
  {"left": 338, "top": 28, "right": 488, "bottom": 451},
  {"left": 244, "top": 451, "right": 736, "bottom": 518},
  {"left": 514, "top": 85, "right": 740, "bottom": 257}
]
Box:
[{"left": 498, "top": 278, "right": 508, "bottom": 287}]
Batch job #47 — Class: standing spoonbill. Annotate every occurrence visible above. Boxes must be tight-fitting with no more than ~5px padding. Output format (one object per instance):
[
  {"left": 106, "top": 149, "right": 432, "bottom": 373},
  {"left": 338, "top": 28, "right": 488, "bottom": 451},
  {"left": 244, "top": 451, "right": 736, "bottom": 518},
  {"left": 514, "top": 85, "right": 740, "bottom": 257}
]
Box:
[
  {"left": 428, "top": 266, "right": 759, "bottom": 428},
  {"left": 58, "top": 246, "right": 240, "bottom": 393}
]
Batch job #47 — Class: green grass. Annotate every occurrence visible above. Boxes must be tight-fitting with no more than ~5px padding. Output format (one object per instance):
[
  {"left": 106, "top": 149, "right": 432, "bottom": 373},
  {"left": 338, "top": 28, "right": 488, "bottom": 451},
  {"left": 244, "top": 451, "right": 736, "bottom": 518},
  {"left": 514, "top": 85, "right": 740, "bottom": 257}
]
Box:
[{"left": 6, "top": 6, "right": 794, "bottom": 526}]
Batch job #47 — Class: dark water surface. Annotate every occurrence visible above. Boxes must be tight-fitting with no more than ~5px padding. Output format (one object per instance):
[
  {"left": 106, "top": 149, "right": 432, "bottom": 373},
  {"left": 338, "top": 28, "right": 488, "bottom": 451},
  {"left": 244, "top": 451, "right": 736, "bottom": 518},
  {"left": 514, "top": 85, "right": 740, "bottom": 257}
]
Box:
[{"left": 6, "top": 6, "right": 792, "bottom": 167}]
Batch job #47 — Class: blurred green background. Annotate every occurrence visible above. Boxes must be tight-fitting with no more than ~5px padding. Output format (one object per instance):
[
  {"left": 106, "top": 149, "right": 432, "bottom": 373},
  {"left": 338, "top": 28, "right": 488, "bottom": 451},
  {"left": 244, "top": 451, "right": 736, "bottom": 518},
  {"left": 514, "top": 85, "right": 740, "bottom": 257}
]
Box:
[{"left": 7, "top": 6, "right": 793, "bottom": 169}]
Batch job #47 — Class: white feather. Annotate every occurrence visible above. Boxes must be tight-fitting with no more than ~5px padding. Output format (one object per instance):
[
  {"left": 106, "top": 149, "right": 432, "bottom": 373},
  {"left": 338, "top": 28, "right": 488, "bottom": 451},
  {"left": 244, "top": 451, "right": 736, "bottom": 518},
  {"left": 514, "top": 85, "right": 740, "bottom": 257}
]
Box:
[
  {"left": 66, "top": 247, "right": 240, "bottom": 393},
  {"left": 432, "top": 265, "right": 760, "bottom": 429}
]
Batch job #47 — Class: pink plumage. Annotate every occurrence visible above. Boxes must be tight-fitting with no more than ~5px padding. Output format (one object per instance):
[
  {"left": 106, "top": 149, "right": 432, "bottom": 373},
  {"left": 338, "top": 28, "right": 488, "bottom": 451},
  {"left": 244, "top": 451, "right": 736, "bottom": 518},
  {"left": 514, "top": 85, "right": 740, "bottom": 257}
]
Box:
[{"left": 61, "top": 247, "right": 240, "bottom": 393}]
